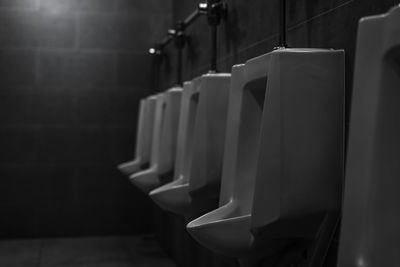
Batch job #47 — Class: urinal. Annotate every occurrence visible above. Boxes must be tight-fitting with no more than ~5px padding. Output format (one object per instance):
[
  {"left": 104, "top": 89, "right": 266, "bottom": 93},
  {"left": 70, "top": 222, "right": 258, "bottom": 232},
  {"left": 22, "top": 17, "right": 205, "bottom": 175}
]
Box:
[
  {"left": 149, "top": 73, "right": 231, "bottom": 219},
  {"left": 337, "top": 6, "right": 400, "bottom": 267},
  {"left": 251, "top": 49, "right": 344, "bottom": 247},
  {"left": 118, "top": 96, "right": 157, "bottom": 176},
  {"left": 149, "top": 79, "right": 201, "bottom": 215},
  {"left": 130, "top": 87, "right": 182, "bottom": 193},
  {"left": 187, "top": 48, "right": 344, "bottom": 258},
  {"left": 187, "top": 61, "right": 267, "bottom": 258}
]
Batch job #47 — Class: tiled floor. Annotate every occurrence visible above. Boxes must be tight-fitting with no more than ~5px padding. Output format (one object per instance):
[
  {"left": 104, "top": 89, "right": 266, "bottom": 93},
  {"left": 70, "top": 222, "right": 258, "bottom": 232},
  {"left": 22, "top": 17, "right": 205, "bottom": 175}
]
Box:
[{"left": 0, "top": 235, "right": 177, "bottom": 267}]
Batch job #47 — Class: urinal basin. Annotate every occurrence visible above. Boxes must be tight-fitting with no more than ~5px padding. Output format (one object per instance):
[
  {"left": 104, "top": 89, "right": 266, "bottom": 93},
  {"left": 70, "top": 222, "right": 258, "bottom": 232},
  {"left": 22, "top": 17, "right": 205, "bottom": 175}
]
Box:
[
  {"left": 186, "top": 73, "right": 231, "bottom": 217},
  {"left": 149, "top": 80, "right": 201, "bottom": 215},
  {"left": 118, "top": 96, "right": 157, "bottom": 176},
  {"left": 129, "top": 165, "right": 161, "bottom": 193},
  {"left": 118, "top": 158, "right": 143, "bottom": 176},
  {"left": 187, "top": 200, "right": 287, "bottom": 258},
  {"left": 185, "top": 62, "right": 266, "bottom": 257},
  {"left": 129, "top": 88, "right": 182, "bottom": 193},
  {"left": 337, "top": 6, "right": 400, "bottom": 267},
  {"left": 150, "top": 74, "right": 230, "bottom": 218},
  {"left": 187, "top": 201, "right": 252, "bottom": 257},
  {"left": 149, "top": 178, "right": 191, "bottom": 215},
  {"left": 250, "top": 48, "right": 344, "bottom": 241}
]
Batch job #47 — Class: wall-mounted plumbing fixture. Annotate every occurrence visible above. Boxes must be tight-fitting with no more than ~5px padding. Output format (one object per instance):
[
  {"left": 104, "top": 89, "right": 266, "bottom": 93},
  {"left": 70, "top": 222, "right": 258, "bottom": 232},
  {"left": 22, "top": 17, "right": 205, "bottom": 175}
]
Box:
[
  {"left": 186, "top": 1, "right": 345, "bottom": 266},
  {"left": 337, "top": 5, "right": 400, "bottom": 267},
  {"left": 147, "top": 2, "right": 231, "bottom": 222},
  {"left": 129, "top": 89, "right": 182, "bottom": 193},
  {"left": 117, "top": 96, "right": 157, "bottom": 176}
]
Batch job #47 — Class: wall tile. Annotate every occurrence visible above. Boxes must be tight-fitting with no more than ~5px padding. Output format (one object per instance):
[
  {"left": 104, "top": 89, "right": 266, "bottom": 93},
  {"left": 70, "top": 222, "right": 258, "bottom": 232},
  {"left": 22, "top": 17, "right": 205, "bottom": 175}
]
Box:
[
  {"left": 116, "top": 53, "right": 152, "bottom": 88},
  {"left": 73, "top": 127, "right": 114, "bottom": 163},
  {"left": 0, "top": 49, "right": 34, "bottom": 85},
  {"left": 34, "top": 12, "right": 76, "bottom": 48},
  {"left": 78, "top": 15, "right": 154, "bottom": 51},
  {"left": 110, "top": 127, "right": 137, "bottom": 163},
  {"left": 286, "top": 0, "right": 350, "bottom": 28},
  {"left": 0, "top": 203, "right": 39, "bottom": 237},
  {"left": 0, "top": 128, "right": 36, "bottom": 163},
  {"left": 75, "top": 91, "right": 142, "bottom": 126},
  {"left": 0, "top": 164, "right": 74, "bottom": 203},
  {"left": 38, "top": 51, "right": 115, "bottom": 87},
  {"left": 32, "top": 127, "right": 77, "bottom": 163},
  {"left": 0, "top": 0, "right": 37, "bottom": 10},
  {"left": 117, "top": 0, "right": 172, "bottom": 16},
  {"left": 0, "top": 0, "right": 173, "bottom": 238},
  {"left": 0, "top": 10, "right": 75, "bottom": 48},
  {"left": 0, "top": 92, "right": 74, "bottom": 125},
  {"left": 39, "top": 0, "right": 114, "bottom": 13},
  {"left": 0, "top": 11, "right": 36, "bottom": 47}
]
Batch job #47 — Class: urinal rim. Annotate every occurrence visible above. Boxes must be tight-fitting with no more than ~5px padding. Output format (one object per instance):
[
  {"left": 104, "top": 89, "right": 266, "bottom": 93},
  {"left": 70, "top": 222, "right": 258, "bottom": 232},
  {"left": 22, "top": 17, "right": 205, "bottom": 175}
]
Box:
[
  {"left": 149, "top": 177, "right": 189, "bottom": 195},
  {"left": 187, "top": 200, "right": 251, "bottom": 228},
  {"left": 201, "top": 72, "right": 231, "bottom": 78},
  {"left": 129, "top": 163, "right": 159, "bottom": 180},
  {"left": 119, "top": 157, "right": 141, "bottom": 168}
]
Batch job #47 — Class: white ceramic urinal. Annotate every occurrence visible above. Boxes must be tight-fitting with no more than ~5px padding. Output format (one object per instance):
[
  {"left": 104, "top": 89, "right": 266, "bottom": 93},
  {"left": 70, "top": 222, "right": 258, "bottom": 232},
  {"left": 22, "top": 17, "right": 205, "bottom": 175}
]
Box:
[
  {"left": 187, "top": 61, "right": 266, "bottom": 257},
  {"left": 188, "top": 72, "right": 231, "bottom": 219},
  {"left": 130, "top": 88, "right": 182, "bottom": 193},
  {"left": 187, "top": 48, "right": 344, "bottom": 258},
  {"left": 337, "top": 6, "right": 400, "bottom": 267},
  {"left": 150, "top": 73, "right": 231, "bottom": 219},
  {"left": 118, "top": 96, "right": 157, "bottom": 175},
  {"left": 251, "top": 49, "right": 344, "bottom": 246},
  {"left": 149, "top": 79, "right": 201, "bottom": 215}
]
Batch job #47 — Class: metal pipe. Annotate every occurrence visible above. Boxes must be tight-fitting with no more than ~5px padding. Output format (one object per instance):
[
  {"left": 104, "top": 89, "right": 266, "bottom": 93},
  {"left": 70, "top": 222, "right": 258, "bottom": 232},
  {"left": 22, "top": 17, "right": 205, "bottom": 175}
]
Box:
[
  {"left": 210, "top": 25, "right": 217, "bottom": 72},
  {"left": 206, "top": 0, "right": 226, "bottom": 72},
  {"left": 176, "top": 45, "right": 183, "bottom": 86},
  {"left": 160, "top": 35, "right": 173, "bottom": 49},
  {"left": 279, "top": 0, "right": 287, "bottom": 47},
  {"left": 184, "top": 9, "right": 201, "bottom": 26},
  {"left": 174, "top": 21, "right": 185, "bottom": 86},
  {"left": 151, "top": 3, "right": 208, "bottom": 52}
]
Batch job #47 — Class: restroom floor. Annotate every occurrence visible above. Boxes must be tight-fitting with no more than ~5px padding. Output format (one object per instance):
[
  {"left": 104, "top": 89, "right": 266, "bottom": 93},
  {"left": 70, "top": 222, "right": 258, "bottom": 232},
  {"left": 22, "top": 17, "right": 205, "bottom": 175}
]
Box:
[{"left": 0, "top": 235, "right": 177, "bottom": 267}]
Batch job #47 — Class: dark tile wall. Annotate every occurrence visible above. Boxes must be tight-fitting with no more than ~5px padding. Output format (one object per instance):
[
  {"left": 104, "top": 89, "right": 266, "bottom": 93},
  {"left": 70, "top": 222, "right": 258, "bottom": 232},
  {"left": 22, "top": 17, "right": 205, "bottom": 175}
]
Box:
[
  {"left": 153, "top": 0, "right": 400, "bottom": 266},
  {"left": 162, "top": 0, "right": 399, "bottom": 109},
  {"left": 0, "top": 0, "right": 172, "bottom": 237}
]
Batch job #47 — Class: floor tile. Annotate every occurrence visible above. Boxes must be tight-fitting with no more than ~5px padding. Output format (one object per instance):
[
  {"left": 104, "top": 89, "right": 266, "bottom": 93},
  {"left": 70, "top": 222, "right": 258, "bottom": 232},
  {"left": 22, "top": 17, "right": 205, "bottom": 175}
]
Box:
[
  {"left": 39, "top": 236, "right": 138, "bottom": 266},
  {"left": 0, "top": 239, "right": 41, "bottom": 267},
  {"left": 38, "top": 235, "right": 176, "bottom": 267}
]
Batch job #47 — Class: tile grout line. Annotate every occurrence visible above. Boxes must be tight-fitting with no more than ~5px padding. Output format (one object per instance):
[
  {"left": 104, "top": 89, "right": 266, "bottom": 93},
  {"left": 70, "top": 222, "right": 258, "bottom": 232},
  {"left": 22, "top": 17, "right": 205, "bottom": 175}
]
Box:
[
  {"left": 287, "top": 0, "right": 354, "bottom": 32},
  {"left": 35, "top": 239, "right": 43, "bottom": 267}
]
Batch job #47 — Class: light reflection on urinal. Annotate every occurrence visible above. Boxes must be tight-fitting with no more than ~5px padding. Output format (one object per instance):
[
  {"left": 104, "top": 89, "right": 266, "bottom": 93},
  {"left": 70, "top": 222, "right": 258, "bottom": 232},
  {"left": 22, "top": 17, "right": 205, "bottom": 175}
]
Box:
[
  {"left": 130, "top": 88, "right": 182, "bottom": 193},
  {"left": 337, "top": 6, "right": 400, "bottom": 267},
  {"left": 187, "top": 48, "right": 344, "bottom": 259},
  {"left": 150, "top": 73, "right": 231, "bottom": 220},
  {"left": 118, "top": 96, "right": 157, "bottom": 176}
]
